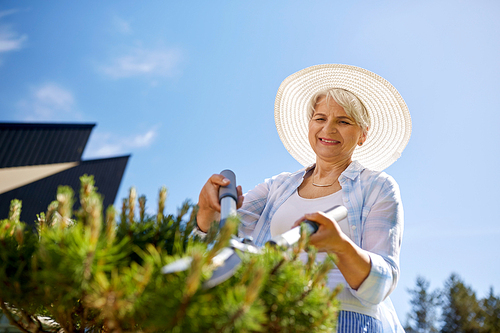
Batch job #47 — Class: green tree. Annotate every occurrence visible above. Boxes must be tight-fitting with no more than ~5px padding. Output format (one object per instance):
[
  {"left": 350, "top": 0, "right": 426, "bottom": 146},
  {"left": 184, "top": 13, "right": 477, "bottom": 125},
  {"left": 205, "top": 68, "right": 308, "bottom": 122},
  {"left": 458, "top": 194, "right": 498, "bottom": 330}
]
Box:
[
  {"left": 440, "top": 273, "right": 482, "bottom": 333},
  {"left": 405, "top": 276, "right": 439, "bottom": 333},
  {"left": 480, "top": 287, "right": 500, "bottom": 333},
  {"left": 0, "top": 175, "right": 341, "bottom": 332}
]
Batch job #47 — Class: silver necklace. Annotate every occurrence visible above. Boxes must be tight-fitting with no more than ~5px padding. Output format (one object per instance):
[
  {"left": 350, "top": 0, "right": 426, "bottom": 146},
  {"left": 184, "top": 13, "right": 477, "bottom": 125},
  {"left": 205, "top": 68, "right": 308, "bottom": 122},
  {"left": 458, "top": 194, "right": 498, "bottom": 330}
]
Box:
[{"left": 312, "top": 174, "right": 337, "bottom": 187}]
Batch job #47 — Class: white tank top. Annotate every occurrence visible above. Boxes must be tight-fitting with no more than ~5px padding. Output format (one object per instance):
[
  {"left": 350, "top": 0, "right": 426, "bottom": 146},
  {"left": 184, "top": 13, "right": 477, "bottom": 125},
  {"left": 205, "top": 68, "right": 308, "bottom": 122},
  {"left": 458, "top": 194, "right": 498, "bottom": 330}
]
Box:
[
  {"left": 269, "top": 189, "right": 380, "bottom": 319},
  {"left": 270, "top": 189, "right": 349, "bottom": 237}
]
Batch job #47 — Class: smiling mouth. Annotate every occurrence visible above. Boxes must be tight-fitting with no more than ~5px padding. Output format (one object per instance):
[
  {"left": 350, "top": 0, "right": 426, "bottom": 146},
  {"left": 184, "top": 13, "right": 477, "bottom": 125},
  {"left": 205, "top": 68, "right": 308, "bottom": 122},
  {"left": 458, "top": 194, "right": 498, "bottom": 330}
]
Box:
[{"left": 319, "top": 138, "right": 339, "bottom": 144}]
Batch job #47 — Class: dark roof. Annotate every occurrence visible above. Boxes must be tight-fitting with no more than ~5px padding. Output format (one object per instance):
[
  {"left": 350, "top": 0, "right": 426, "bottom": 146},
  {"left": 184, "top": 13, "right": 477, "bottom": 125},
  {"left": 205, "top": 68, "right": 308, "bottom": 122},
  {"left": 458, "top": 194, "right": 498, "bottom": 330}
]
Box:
[
  {"left": 0, "top": 155, "right": 130, "bottom": 225},
  {"left": 0, "top": 123, "right": 95, "bottom": 168}
]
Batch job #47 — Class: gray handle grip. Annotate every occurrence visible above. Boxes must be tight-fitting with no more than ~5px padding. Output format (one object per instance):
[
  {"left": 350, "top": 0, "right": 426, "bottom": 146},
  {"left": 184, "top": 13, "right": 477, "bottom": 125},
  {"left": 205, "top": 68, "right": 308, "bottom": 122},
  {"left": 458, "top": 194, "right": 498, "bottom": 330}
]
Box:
[
  {"left": 218, "top": 170, "right": 237, "bottom": 231},
  {"left": 219, "top": 169, "right": 237, "bottom": 203}
]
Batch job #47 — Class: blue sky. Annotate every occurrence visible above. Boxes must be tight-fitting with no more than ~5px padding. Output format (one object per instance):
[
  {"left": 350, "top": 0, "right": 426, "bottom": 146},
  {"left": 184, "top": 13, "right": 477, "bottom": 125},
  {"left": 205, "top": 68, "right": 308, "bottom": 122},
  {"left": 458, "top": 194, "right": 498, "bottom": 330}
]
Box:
[{"left": 1, "top": 0, "right": 499, "bottom": 322}]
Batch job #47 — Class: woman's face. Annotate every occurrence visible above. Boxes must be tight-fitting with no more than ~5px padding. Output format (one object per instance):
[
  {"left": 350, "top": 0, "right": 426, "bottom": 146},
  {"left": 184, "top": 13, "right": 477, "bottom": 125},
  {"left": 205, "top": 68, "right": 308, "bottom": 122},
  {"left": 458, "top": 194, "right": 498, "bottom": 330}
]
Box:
[{"left": 308, "top": 97, "right": 366, "bottom": 165}]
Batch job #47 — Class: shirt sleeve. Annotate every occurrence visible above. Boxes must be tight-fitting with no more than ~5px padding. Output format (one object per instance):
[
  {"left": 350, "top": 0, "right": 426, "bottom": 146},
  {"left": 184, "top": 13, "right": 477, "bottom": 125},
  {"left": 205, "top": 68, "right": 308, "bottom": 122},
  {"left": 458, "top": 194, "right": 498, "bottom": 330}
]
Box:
[
  {"left": 237, "top": 180, "right": 271, "bottom": 238},
  {"left": 350, "top": 175, "right": 404, "bottom": 306},
  {"left": 191, "top": 220, "right": 208, "bottom": 238}
]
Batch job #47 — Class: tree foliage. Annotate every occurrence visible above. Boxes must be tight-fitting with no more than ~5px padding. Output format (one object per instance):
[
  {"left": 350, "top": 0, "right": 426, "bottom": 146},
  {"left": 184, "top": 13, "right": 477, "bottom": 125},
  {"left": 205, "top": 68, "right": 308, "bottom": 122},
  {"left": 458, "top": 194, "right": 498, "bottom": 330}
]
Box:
[
  {"left": 405, "top": 276, "right": 439, "bottom": 333},
  {"left": 406, "top": 274, "right": 500, "bottom": 333},
  {"left": 0, "top": 175, "right": 341, "bottom": 332},
  {"left": 480, "top": 287, "right": 500, "bottom": 333},
  {"left": 440, "top": 273, "right": 483, "bottom": 333}
]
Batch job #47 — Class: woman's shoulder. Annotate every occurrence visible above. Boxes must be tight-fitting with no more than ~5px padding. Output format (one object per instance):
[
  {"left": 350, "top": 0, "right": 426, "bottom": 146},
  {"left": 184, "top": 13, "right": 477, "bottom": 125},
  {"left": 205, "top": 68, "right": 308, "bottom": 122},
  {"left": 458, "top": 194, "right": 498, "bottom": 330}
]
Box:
[
  {"left": 265, "top": 166, "right": 308, "bottom": 185},
  {"left": 358, "top": 165, "right": 400, "bottom": 193},
  {"left": 360, "top": 167, "right": 393, "bottom": 181},
  {"left": 244, "top": 168, "right": 304, "bottom": 201}
]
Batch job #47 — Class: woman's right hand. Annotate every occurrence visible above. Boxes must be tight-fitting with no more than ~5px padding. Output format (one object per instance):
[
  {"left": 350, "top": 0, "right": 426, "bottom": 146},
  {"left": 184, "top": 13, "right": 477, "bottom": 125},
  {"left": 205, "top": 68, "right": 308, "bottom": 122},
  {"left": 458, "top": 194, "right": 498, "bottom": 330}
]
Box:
[{"left": 196, "top": 174, "right": 243, "bottom": 232}]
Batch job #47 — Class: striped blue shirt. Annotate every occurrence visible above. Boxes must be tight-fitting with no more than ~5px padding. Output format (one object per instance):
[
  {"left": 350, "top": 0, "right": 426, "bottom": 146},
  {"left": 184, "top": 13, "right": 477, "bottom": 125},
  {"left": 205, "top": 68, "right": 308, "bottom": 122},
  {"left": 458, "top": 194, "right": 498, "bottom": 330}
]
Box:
[{"left": 238, "top": 160, "right": 405, "bottom": 332}]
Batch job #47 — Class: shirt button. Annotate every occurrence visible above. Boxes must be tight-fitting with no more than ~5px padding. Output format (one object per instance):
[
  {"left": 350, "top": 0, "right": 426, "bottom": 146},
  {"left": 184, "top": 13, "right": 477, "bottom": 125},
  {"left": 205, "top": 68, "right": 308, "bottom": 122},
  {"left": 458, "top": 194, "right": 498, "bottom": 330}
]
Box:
[{"left": 351, "top": 226, "right": 356, "bottom": 230}]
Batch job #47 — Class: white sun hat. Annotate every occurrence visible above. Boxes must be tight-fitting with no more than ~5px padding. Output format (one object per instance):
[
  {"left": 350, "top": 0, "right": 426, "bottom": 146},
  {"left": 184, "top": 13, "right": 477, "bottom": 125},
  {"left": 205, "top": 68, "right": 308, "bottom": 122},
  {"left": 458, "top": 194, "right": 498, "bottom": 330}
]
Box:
[{"left": 274, "top": 64, "right": 412, "bottom": 171}]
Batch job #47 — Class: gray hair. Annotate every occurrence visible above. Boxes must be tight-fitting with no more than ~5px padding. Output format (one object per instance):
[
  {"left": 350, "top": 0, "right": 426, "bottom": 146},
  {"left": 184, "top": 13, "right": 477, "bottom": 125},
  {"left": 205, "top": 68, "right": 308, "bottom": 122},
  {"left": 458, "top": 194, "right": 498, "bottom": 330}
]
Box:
[{"left": 307, "top": 88, "right": 371, "bottom": 134}]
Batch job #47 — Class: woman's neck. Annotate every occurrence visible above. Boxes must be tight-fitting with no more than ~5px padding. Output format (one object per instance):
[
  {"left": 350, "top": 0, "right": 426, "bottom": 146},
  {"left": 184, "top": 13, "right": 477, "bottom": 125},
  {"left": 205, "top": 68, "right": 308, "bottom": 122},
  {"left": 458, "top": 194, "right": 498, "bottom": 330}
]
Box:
[
  {"left": 313, "top": 158, "right": 351, "bottom": 179},
  {"left": 298, "top": 159, "right": 349, "bottom": 198}
]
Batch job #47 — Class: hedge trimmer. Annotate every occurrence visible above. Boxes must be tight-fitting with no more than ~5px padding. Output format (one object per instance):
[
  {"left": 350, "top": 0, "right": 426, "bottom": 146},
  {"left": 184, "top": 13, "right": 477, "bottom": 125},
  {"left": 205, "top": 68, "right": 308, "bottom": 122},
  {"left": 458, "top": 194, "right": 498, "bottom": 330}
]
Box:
[{"left": 161, "top": 169, "right": 347, "bottom": 289}]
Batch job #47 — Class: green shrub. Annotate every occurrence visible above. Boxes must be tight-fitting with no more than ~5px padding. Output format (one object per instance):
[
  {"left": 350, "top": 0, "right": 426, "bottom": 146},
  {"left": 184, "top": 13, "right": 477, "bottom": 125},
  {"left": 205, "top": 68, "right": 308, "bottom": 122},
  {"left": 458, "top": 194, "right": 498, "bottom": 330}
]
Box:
[{"left": 0, "top": 175, "right": 340, "bottom": 332}]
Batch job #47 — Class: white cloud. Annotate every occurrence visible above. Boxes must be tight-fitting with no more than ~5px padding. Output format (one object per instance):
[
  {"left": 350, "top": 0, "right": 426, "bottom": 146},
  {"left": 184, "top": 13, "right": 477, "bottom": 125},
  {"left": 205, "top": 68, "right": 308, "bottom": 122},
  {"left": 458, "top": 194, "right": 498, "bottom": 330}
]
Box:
[
  {"left": 100, "top": 47, "right": 182, "bottom": 79},
  {"left": 91, "top": 143, "right": 124, "bottom": 157},
  {"left": 0, "top": 9, "right": 19, "bottom": 19},
  {"left": 35, "top": 84, "right": 74, "bottom": 110},
  {"left": 130, "top": 129, "right": 157, "bottom": 147},
  {"left": 0, "top": 9, "right": 27, "bottom": 53},
  {"left": 112, "top": 15, "right": 132, "bottom": 34},
  {"left": 83, "top": 127, "right": 159, "bottom": 158},
  {"left": 18, "top": 83, "right": 82, "bottom": 121},
  {"left": 0, "top": 28, "right": 27, "bottom": 52}
]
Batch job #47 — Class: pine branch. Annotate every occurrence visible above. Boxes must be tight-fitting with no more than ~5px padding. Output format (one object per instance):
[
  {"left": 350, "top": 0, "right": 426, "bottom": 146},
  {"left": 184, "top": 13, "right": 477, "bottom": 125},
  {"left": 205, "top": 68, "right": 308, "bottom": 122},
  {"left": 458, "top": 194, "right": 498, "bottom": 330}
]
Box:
[
  {"left": 55, "top": 310, "right": 73, "bottom": 333},
  {"left": 0, "top": 299, "right": 31, "bottom": 333},
  {"left": 269, "top": 258, "right": 285, "bottom": 277},
  {"left": 168, "top": 250, "right": 203, "bottom": 329},
  {"left": 19, "top": 309, "right": 38, "bottom": 333},
  {"left": 168, "top": 295, "right": 191, "bottom": 329},
  {"left": 0, "top": 176, "right": 341, "bottom": 332},
  {"left": 218, "top": 306, "right": 245, "bottom": 333}
]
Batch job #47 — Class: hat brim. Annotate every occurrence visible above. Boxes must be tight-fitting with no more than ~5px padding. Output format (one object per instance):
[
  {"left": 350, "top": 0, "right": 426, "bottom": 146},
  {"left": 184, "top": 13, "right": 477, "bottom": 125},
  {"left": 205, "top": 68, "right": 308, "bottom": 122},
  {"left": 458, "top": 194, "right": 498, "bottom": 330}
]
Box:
[{"left": 274, "top": 64, "right": 412, "bottom": 171}]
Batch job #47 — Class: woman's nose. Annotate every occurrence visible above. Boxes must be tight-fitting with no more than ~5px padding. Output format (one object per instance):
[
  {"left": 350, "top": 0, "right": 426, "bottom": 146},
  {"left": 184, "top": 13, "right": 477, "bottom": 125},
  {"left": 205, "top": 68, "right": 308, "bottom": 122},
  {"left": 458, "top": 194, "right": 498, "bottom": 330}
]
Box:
[{"left": 327, "top": 121, "right": 338, "bottom": 133}]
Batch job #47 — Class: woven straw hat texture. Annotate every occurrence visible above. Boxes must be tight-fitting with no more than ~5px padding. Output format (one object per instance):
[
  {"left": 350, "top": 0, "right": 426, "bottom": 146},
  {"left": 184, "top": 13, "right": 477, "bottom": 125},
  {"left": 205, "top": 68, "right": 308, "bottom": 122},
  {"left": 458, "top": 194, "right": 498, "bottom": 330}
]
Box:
[{"left": 274, "top": 64, "right": 412, "bottom": 171}]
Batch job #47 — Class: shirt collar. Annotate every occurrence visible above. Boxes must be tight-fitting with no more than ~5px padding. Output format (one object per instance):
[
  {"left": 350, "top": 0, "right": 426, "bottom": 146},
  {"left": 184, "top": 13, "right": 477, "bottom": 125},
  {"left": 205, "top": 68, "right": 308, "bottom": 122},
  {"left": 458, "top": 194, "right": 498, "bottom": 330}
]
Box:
[
  {"left": 300, "top": 160, "right": 366, "bottom": 181},
  {"left": 298, "top": 160, "right": 366, "bottom": 179},
  {"left": 340, "top": 160, "right": 365, "bottom": 180}
]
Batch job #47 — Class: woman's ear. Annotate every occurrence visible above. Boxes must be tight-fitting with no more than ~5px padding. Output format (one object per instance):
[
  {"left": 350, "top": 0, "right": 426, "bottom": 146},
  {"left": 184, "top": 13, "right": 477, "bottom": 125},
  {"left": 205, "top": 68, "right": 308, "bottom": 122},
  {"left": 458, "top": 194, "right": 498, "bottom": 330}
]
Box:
[{"left": 358, "top": 127, "right": 369, "bottom": 146}]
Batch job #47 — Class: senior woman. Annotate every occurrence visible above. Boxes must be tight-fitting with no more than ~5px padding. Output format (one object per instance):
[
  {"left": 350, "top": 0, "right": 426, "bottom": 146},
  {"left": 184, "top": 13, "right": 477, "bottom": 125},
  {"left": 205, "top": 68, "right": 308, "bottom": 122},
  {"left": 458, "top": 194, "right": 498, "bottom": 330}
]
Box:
[{"left": 196, "top": 64, "right": 411, "bottom": 333}]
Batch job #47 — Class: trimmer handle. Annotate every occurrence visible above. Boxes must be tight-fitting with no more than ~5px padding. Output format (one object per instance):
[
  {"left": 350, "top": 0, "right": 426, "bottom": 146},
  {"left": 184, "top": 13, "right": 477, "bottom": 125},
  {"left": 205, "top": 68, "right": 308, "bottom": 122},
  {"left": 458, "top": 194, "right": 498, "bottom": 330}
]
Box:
[
  {"left": 219, "top": 169, "right": 237, "bottom": 203},
  {"left": 267, "top": 205, "right": 348, "bottom": 248},
  {"left": 218, "top": 169, "right": 238, "bottom": 230}
]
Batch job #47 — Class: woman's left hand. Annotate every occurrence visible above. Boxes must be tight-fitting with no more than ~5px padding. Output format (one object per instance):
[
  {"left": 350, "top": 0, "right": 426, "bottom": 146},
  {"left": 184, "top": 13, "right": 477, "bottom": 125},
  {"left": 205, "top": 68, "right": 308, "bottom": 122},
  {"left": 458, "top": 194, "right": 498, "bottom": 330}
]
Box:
[
  {"left": 292, "top": 211, "right": 349, "bottom": 254},
  {"left": 293, "top": 211, "right": 372, "bottom": 290}
]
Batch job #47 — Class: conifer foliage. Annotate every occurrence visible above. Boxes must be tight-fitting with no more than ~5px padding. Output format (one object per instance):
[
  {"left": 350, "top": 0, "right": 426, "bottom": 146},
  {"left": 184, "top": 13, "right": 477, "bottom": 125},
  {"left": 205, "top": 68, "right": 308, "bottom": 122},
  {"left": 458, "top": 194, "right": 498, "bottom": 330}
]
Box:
[
  {"left": 405, "top": 276, "right": 439, "bottom": 333},
  {"left": 440, "top": 274, "right": 483, "bottom": 333},
  {"left": 0, "top": 175, "right": 340, "bottom": 332},
  {"left": 405, "top": 274, "right": 500, "bottom": 333}
]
